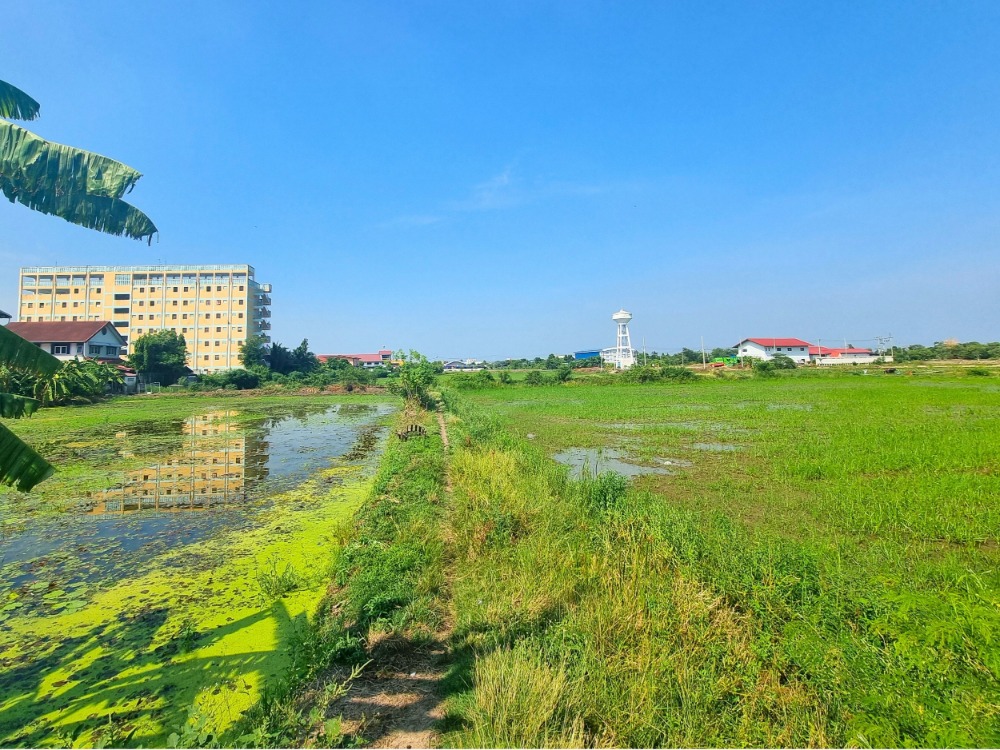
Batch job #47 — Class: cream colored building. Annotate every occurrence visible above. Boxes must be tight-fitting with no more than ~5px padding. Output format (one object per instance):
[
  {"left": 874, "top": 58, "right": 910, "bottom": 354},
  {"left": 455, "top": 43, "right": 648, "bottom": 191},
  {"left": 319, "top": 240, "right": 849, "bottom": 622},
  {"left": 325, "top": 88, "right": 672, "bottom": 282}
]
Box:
[{"left": 17, "top": 264, "right": 271, "bottom": 373}]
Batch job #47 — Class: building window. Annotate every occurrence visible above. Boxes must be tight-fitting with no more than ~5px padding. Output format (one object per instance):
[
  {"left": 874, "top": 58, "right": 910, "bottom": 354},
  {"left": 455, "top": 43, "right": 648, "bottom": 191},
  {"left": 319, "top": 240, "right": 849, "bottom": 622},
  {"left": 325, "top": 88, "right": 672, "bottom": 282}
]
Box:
[
  {"left": 214, "top": 355, "right": 220, "bottom": 360},
  {"left": 138, "top": 315, "right": 144, "bottom": 320},
  {"left": 172, "top": 314, "right": 178, "bottom": 320},
  {"left": 53, "top": 345, "right": 69, "bottom": 354},
  {"left": 106, "top": 346, "right": 118, "bottom": 356},
  {"left": 115, "top": 274, "right": 130, "bottom": 285},
  {"left": 26, "top": 303, "right": 32, "bottom": 308},
  {"left": 114, "top": 293, "right": 130, "bottom": 300},
  {"left": 89, "top": 345, "right": 102, "bottom": 355}
]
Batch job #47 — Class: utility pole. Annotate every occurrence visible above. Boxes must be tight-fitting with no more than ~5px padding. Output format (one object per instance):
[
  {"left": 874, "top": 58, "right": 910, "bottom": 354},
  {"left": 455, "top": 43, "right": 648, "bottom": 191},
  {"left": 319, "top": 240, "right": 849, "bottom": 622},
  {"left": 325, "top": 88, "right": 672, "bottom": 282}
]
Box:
[{"left": 701, "top": 336, "right": 707, "bottom": 369}]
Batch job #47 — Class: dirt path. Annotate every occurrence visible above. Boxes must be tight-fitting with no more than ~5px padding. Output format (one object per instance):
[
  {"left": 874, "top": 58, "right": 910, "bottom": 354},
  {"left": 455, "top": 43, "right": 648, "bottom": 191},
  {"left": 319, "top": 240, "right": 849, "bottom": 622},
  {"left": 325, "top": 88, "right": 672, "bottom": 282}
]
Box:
[
  {"left": 320, "top": 411, "right": 453, "bottom": 749},
  {"left": 322, "top": 634, "right": 449, "bottom": 748}
]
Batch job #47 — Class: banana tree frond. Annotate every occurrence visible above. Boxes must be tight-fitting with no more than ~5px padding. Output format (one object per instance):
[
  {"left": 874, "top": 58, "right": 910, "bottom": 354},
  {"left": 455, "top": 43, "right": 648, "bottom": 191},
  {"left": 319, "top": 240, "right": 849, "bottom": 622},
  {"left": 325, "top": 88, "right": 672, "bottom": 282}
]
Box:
[
  {"left": 0, "top": 119, "right": 144, "bottom": 201},
  {"left": 0, "top": 392, "right": 41, "bottom": 418},
  {"left": 0, "top": 80, "right": 40, "bottom": 121},
  {"left": 0, "top": 325, "right": 61, "bottom": 376},
  {"left": 1, "top": 174, "right": 157, "bottom": 243},
  {"left": 0, "top": 421, "right": 54, "bottom": 491}
]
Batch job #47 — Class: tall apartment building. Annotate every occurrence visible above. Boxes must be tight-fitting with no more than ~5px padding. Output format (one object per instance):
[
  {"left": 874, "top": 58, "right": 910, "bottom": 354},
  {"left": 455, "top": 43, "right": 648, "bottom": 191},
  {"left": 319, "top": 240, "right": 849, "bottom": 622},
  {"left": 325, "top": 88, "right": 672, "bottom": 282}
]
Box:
[{"left": 17, "top": 264, "right": 272, "bottom": 373}]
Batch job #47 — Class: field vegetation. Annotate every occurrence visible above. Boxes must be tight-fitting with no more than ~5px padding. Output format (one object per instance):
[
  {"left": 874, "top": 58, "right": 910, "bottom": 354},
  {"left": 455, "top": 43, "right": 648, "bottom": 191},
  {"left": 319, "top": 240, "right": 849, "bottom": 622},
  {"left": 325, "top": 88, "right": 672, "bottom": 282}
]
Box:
[{"left": 431, "top": 371, "right": 1000, "bottom": 746}]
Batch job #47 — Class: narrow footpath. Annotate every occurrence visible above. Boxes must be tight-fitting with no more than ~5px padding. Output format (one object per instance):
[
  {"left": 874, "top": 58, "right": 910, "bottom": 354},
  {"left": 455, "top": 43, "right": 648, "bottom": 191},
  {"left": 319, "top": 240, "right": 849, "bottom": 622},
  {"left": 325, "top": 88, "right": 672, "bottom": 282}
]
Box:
[{"left": 319, "top": 409, "right": 453, "bottom": 749}]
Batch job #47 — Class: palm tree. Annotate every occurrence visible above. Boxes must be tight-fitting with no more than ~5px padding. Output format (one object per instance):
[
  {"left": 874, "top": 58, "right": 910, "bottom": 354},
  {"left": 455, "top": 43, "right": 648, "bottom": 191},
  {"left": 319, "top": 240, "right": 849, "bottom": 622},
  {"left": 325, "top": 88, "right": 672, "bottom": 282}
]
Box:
[
  {"left": 0, "top": 325, "right": 60, "bottom": 490},
  {"left": 0, "top": 79, "right": 156, "bottom": 241}
]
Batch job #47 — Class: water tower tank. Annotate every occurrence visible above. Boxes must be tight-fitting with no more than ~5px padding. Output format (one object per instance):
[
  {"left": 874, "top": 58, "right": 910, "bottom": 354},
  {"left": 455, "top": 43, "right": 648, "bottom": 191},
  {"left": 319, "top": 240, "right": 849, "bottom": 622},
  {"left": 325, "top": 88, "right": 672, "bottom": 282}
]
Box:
[{"left": 612, "top": 309, "right": 632, "bottom": 324}]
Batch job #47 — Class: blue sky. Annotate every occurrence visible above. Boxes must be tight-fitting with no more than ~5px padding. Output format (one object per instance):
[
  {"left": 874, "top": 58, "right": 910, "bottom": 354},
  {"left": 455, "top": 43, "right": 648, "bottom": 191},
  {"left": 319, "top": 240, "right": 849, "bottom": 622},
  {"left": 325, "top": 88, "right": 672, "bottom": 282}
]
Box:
[{"left": 3, "top": 1, "right": 998, "bottom": 359}]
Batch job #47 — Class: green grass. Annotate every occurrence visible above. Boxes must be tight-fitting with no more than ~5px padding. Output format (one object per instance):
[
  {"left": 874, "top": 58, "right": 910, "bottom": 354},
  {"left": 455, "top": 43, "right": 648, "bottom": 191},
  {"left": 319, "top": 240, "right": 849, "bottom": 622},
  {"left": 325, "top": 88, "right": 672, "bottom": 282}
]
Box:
[{"left": 437, "top": 373, "right": 1000, "bottom": 747}]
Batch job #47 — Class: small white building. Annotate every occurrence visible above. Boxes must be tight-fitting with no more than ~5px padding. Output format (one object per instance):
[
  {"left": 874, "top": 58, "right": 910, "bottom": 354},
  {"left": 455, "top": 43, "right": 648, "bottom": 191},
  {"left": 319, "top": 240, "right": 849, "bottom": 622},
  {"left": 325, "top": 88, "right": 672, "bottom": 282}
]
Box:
[
  {"left": 734, "top": 338, "right": 812, "bottom": 364},
  {"left": 810, "top": 346, "right": 890, "bottom": 366},
  {"left": 6, "top": 320, "right": 127, "bottom": 362}
]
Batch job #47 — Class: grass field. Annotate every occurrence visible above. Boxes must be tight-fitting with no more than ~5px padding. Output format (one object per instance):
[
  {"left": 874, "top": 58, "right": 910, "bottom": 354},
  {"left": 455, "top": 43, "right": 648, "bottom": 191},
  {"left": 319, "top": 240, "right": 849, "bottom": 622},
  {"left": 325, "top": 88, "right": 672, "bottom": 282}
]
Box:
[{"left": 436, "top": 372, "right": 1000, "bottom": 746}]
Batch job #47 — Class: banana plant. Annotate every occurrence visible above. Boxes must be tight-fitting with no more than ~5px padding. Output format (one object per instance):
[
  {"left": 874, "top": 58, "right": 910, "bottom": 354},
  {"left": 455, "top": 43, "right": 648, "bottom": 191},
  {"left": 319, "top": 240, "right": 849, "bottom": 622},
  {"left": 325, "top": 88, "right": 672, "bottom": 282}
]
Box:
[
  {"left": 0, "top": 325, "right": 60, "bottom": 490},
  {"left": 0, "top": 79, "right": 156, "bottom": 241}
]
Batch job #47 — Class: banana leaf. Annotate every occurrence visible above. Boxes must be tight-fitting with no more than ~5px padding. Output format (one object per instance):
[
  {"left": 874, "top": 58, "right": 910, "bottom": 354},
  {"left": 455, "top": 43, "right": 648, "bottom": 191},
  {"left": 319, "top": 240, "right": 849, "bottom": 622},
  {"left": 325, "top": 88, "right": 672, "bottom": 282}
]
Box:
[
  {"left": 0, "top": 80, "right": 40, "bottom": 121},
  {"left": 0, "top": 325, "right": 61, "bottom": 376},
  {"left": 0, "top": 119, "right": 145, "bottom": 200},
  {"left": 0, "top": 421, "right": 54, "bottom": 491},
  {"left": 1, "top": 176, "right": 158, "bottom": 242},
  {"left": 0, "top": 392, "right": 40, "bottom": 418}
]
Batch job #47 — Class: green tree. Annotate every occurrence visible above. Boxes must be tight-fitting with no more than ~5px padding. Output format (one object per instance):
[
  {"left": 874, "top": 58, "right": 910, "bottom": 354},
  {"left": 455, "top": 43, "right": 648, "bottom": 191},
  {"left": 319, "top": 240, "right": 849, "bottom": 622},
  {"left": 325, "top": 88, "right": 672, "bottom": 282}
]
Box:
[
  {"left": 393, "top": 350, "right": 437, "bottom": 405},
  {"left": 525, "top": 370, "right": 546, "bottom": 386},
  {"left": 239, "top": 334, "right": 269, "bottom": 368},
  {"left": 268, "top": 342, "right": 295, "bottom": 375},
  {"left": 0, "top": 325, "right": 60, "bottom": 490},
  {"left": 128, "top": 330, "right": 189, "bottom": 384},
  {"left": 291, "top": 338, "right": 319, "bottom": 373},
  {"left": 1, "top": 79, "right": 156, "bottom": 241}
]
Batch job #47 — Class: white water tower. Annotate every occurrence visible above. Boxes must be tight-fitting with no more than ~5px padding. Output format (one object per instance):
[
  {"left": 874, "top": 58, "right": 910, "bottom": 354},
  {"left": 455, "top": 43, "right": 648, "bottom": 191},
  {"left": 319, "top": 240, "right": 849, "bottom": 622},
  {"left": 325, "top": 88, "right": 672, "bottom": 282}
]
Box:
[{"left": 601, "top": 308, "right": 637, "bottom": 369}]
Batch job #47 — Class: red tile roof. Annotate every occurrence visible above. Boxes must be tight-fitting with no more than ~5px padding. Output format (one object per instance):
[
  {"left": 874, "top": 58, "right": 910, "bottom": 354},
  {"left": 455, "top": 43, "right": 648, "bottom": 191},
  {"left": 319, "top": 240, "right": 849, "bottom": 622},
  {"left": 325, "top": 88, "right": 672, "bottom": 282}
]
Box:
[
  {"left": 7, "top": 320, "right": 121, "bottom": 343},
  {"left": 741, "top": 337, "right": 812, "bottom": 348}
]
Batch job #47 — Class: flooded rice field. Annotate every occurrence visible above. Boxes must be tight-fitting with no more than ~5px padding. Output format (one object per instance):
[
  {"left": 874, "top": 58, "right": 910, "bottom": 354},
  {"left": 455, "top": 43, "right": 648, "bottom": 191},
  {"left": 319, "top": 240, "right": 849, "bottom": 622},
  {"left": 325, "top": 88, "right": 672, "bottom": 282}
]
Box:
[{"left": 0, "top": 397, "right": 394, "bottom": 747}]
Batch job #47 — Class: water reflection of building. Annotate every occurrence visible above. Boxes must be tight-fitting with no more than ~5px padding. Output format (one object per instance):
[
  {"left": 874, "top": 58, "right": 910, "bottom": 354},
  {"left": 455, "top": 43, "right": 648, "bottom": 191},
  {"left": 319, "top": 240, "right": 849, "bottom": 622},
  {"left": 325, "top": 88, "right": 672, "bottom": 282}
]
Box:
[{"left": 90, "top": 411, "right": 268, "bottom": 514}]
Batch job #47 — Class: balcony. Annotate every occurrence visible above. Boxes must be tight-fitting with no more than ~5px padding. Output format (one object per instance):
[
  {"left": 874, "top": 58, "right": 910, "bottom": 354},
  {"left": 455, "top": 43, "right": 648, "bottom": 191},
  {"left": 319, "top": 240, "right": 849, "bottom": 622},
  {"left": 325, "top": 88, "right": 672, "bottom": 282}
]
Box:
[
  {"left": 257, "top": 295, "right": 271, "bottom": 305},
  {"left": 256, "top": 308, "right": 271, "bottom": 318},
  {"left": 255, "top": 321, "right": 271, "bottom": 331}
]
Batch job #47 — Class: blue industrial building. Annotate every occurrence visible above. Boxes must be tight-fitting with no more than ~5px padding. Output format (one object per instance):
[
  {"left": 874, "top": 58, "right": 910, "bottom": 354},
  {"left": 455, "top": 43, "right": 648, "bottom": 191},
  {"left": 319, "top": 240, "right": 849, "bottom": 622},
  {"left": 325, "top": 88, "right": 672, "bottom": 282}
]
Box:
[{"left": 574, "top": 349, "right": 602, "bottom": 360}]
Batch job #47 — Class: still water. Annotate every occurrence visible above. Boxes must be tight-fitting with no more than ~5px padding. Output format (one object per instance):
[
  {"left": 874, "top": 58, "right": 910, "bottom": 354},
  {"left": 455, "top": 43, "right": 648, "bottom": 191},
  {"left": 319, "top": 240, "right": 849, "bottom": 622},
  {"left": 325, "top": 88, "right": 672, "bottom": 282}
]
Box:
[{"left": 0, "top": 401, "right": 393, "bottom": 631}]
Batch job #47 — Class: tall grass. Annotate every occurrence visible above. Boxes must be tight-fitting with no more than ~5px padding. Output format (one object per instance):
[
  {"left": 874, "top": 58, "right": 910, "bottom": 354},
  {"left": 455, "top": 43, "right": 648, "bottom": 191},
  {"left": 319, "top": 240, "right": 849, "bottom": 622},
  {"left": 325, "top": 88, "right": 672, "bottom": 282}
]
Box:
[{"left": 440, "top": 380, "right": 1000, "bottom": 747}]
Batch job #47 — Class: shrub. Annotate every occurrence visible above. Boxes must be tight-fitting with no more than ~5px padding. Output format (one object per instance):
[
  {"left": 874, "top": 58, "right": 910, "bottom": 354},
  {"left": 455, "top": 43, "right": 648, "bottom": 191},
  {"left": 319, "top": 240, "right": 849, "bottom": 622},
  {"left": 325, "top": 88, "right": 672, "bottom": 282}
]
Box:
[{"left": 525, "top": 370, "right": 546, "bottom": 386}]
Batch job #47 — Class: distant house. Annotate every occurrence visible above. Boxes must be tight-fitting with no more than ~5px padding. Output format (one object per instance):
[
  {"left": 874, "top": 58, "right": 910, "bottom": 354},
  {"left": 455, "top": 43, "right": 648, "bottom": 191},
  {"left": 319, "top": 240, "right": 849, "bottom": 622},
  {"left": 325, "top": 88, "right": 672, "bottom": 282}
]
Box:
[
  {"left": 318, "top": 349, "right": 395, "bottom": 369},
  {"left": 442, "top": 360, "right": 484, "bottom": 372},
  {"left": 574, "top": 349, "right": 602, "bottom": 360},
  {"left": 809, "top": 346, "right": 884, "bottom": 365},
  {"left": 6, "top": 321, "right": 127, "bottom": 362},
  {"left": 734, "top": 338, "right": 812, "bottom": 364}
]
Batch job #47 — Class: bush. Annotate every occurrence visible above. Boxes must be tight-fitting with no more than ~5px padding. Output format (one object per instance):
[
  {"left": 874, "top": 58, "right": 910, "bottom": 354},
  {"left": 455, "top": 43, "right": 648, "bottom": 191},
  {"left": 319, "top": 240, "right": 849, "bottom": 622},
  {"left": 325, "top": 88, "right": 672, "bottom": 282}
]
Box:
[
  {"left": 524, "top": 370, "right": 546, "bottom": 386},
  {"left": 771, "top": 355, "right": 797, "bottom": 370}
]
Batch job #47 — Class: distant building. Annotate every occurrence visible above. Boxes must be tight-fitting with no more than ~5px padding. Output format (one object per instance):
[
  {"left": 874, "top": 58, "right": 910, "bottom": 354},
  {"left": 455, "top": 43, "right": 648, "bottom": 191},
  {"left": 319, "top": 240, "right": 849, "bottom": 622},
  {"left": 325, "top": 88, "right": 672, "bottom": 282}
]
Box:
[
  {"left": 574, "top": 349, "right": 602, "bottom": 360},
  {"left": 17, "top": 264, "right": 272, "bottom": 373},
  {"left": 319, "top": 349, "right": 394, "bottom": 369},
  {"left": 734, "top": 338, "right": 812, "bottom": 364},
  {"left": 442, "top": 360, "right": 484, "bottom": 372},
  {"left": 6, "top": 320, "right": 127, "bottom": 362},
  {"left": 809, "top": 346, "right": 884, "bottom": 365}
]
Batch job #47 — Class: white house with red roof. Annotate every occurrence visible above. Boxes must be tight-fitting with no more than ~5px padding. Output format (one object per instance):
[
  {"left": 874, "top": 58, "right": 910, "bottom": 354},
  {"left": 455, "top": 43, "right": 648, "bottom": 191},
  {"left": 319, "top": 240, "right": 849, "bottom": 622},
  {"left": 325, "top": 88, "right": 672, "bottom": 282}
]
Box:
[
  {"left": 318, "top": 349, "right": 394, "bottom": 369},
  {"left": 7, "top": 321, "right": 127, "bottom": 362},
  {"left": 734, "top": 337, "right": 812, "bottom": 364},
  {"left": 809, "top": 345, "right": 883, "bottom": 365}
]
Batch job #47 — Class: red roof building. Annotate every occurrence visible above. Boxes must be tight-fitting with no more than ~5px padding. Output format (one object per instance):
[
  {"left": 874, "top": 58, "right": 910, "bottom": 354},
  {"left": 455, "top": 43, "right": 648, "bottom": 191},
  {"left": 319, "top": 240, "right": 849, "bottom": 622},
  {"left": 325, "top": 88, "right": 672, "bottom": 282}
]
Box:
[{"left": 6, "top": 321, "right": 127, "bottom": 362}]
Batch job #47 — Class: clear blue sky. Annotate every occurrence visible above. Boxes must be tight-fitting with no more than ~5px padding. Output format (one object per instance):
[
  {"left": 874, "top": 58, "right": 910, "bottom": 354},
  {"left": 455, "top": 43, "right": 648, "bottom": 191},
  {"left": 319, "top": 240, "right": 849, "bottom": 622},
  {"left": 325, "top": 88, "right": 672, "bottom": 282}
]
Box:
[{"left": 3, "top": 1, "right": 998, "bottom": 359}]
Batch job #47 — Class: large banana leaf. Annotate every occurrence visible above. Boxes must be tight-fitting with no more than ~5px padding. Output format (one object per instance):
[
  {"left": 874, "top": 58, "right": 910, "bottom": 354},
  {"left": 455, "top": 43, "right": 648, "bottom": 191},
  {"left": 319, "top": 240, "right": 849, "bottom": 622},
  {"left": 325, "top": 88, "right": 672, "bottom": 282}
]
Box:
[
  {"left": 0, "top": 392, "right": 40, "bottom": 418},
  {"left": 1, "top": 178, "right": 158, "bottom": 242},
  {"left": 0, "top": 325, "right": 60, "bottom": 376},
  {"left": 0, "top": 80, "right": 40, "bottom": 121},
  {"left": 1, "top": 119, "right": 146, "bottom": 201},
  {"left": 0, "top": 421, "right": 54, "bottom": 491}
]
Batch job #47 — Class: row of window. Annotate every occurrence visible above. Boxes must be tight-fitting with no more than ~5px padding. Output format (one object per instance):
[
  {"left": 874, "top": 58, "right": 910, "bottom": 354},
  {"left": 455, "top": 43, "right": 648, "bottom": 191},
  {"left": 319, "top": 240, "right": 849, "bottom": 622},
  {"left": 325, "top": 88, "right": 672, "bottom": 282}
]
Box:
[
  {"left": 131, "top": 329, "right": 244, "bottom": 338},
  {"left": 21, "top": 276, "right": 102, "bottom": 287},
  {"left": 21, "top": 288, "right": 102, "bottom": 295},
  {"left": 51, "top": 344, "right": 120, "bottom": 356},
  {"left": 133, "top": 312, "right": 245, "bottom": 320},
  {"left": 128, "top": 285, "right": 246, "bottom": 293}
]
